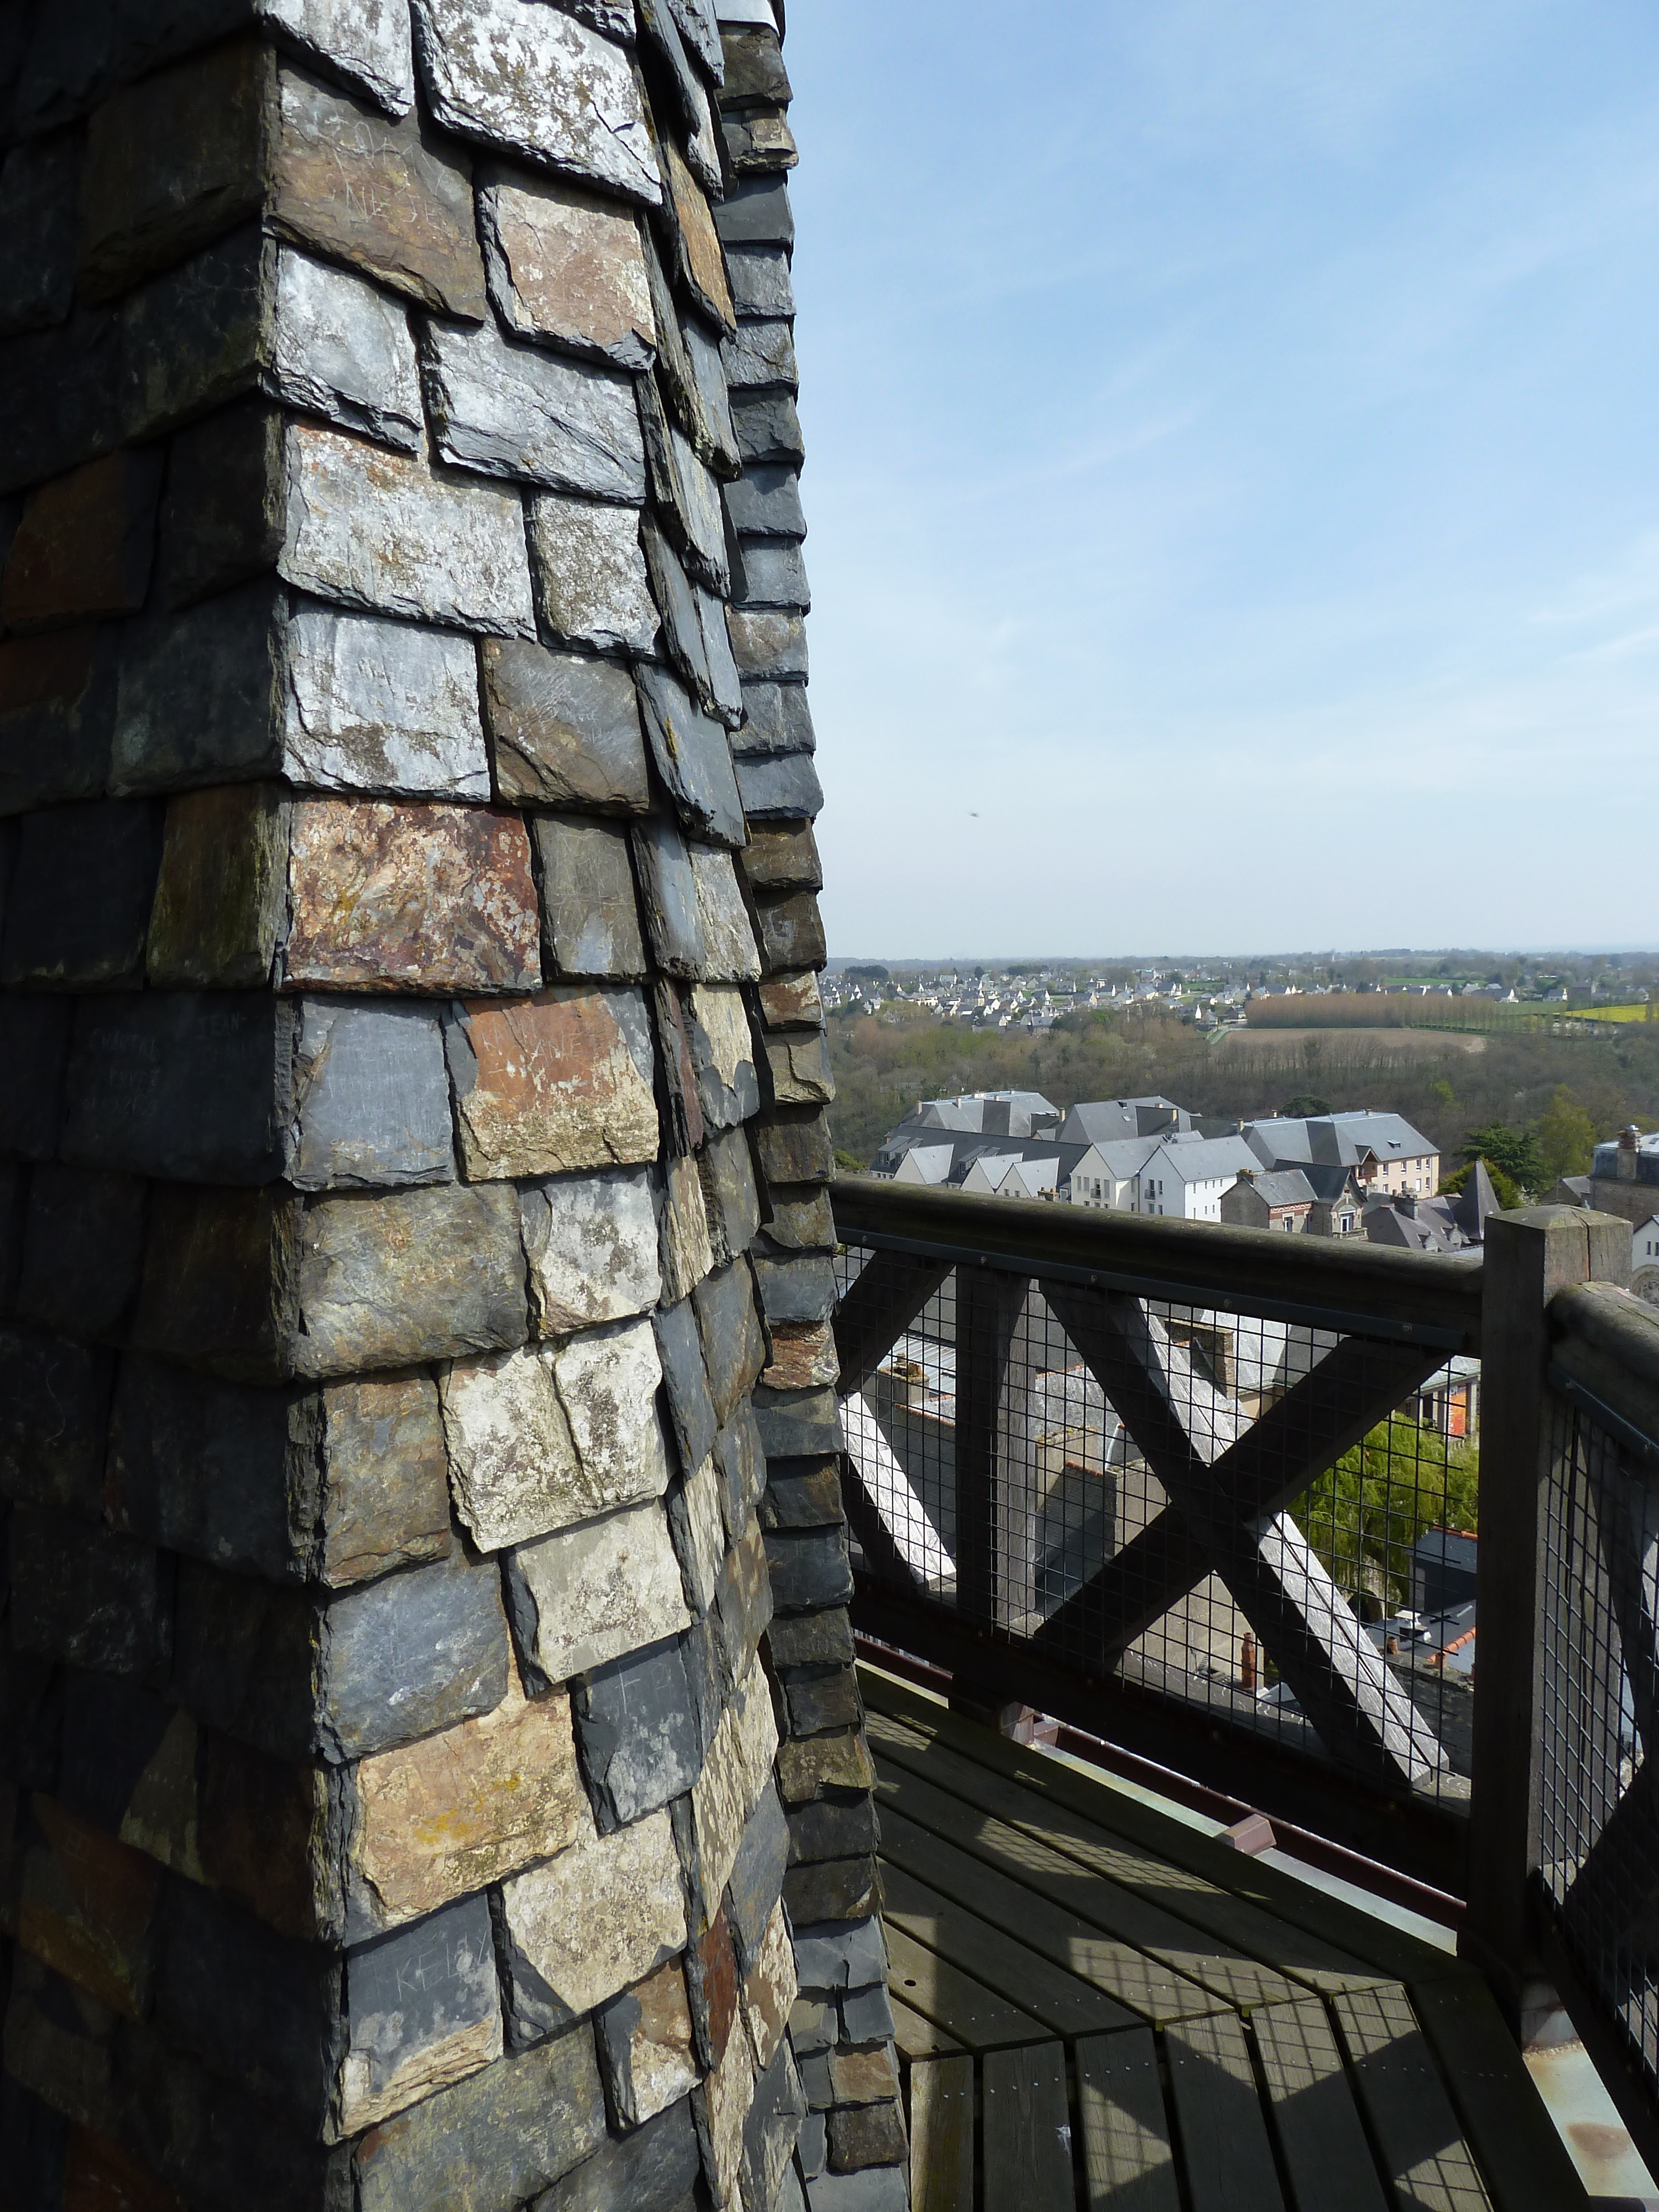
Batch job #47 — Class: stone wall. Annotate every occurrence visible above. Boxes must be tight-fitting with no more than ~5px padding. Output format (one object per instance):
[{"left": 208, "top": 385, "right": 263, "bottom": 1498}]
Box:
[{"left": 0, "top": 2, "right": 899, "bottom": 2206}]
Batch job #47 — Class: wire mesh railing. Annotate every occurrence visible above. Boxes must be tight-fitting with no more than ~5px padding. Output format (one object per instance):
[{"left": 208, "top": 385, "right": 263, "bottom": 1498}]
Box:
[
  {"left": 1537, "top": 1306, "right": 1659, "bottom": 2128},
  {"left": 830, "top": 1179, "right": 1486, "bottom": 1875}
]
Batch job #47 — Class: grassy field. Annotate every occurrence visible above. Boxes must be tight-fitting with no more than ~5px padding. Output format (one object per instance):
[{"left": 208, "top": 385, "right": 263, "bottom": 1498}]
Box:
[{"left": 825, "top": 1003, "right": 1659, "bottom": 1177}]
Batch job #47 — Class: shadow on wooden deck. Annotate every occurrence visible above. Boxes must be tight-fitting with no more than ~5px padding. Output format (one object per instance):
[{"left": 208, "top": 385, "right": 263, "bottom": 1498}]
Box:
[{"left": 860, "top": 1667, "right": 1590, "bottom": 2212}]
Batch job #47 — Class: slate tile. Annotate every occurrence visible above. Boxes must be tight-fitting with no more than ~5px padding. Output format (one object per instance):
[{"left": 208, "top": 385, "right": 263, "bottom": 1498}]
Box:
[
  {"left": 154, "top": 1874, "right": 340, "bottom": 2115},
  {"left": 764, "top": 1526, "right": 852, "bottom": 1615},
  {"left": 440, "top": 1322, "right": 669, "bottom": 1552},
  {"left": 784, "top": 1670, "right": 862, "bottom": 1739},
  {"left": 282, "top": 602, "right": 492, "bottom": 796},
  {"left": 528, "top": 489, "right": 659, "bottom": 654},
  {"left": 737, "top": 753, "right": 825, "bottom": 823},
  {"left": 17, "top": 1795, "right": 164, "bottom": 2026},
  {"left": 643, "top": 518, "right": 745, "bottom": 726},
  {"left": 637, "top": 661, "right": 748, "bottom": 848},
  {"left": 702, "top": 1124, "right": 763, "bottom": 1265},
  {"left": 131, "top": 1183, "right": 300, "bottom": 1385},
  {"left": 734, "top": 684, "right": 815, "bottom": 763},
  {"left": 0, "top": 801, "right": 161, "bottom": 991},
  {"left": 146, "top": 784, "right": 290, "bottom": 991},
  {"left": 722, "top": 105, "right": 798, "bottom": 176},
  {"left": 295, "top": 1182, "right": 529, "bottom": 1376},
  {"left": 78, "top": 36, "right": 268, "bottom": 303},
  {"left": 752, "top": 1253, "right": 835, "bottom": 1324},
  {"left": 695, "top": 2010, "right": 756, "bottom": 2208},
  {"left": 353, "top": 2028, "right": 606, "bottom": 2212},
  {"left": 634, "top": 815, "right": 762, "bottom": 980},
  {"left": 317, "top": 1373, "right": 453, "bottom": 1588},
  {"left": 1, "top": 451, "right": 162, "bottom": 633},
  {"left": 507, "top": 1498, "right": 691, "bottom": 1687},
  {"left": 735, "top": 539, "right": 809, "bottom": 609},
  {"left": 743, "top": 2038, "right": 808, "bottom": 2211},
  {"left": 690, "top": 1657, "right": 778, "bottom": 1911},
  {"left": 687, "top": 983, "right": 760, "bottom": 1130},
  {"left": 755, "top": 971, "right": 823, "bottom": 1030},
  {"left": 756, "top": 1186, "right": 836, "bottom": 1254},
  {"left": 520, "top": 1166, "right": 660, "bottom": 1338},
  {"left": 719, "top": 25, "right": 791, "bottom": 106},
  {"left": 341, "top": 1893, "right": 502, "bottom": 2132},
  {"left": 270, "top": 243, "right": 425, "bottom": 450},
  {"left": 659, "top": 134, "right": 735, "bottom": 335},
  {"left": 726, "top": 1782, "right": 789, "bottom": 1970},
  {"left": 0, "top": 1324, "right": 114, "bottom": 1517},
  {"left": 575, "top": 1635, "right": 704, "bottom": 1829},
  {"left": 645, "top": 233, "right": 740, "bottom": 479},
  {"left": 0, "top": 308, "right": 122, "bottom": 498},
  {"left": 743, "top": 1900, "right": 797, "bottom": 2073},
  {"left": 639, "top": 0, "right": 723, "bottom": 196},
  {"left": 786, "top": 1798, "right": 878, "bottom": 1869},
  {"left": 654, "top": 1295, "right": 719, "bottom": 1476},
  {"left": 445, "top": 987, "right": 659, "bottom": 1178},
  {"left": 418, "top": 318, "right": 646, "bottom": 501},
  {"left": 654, "top": 977, "right": 707, "bottom": 1158},
  {"left": 716, "top": 1515, "right": 773, "bottom": 1683},
  {"left": 279, "top": 420, "right": 535, "bottom": 635},
  {"left": 666, "top": 1455, "right": 726, "bottom": 1616},
  {"left": 726, "top": 245, "right": 794, "bottom": 322},
  {"left": 270, "top": 62, "right": 487, "bottom": 320},
  {"left": 285, "top": 798, "right": 541, "bottom": 993},
  {"left": 8, "top": 1506, "right": 169, "bottom": 1679},
  {"left": 761, "top": 1461, "right": 843, "bottom": 1532},
  {"left": 119, "top": 225, "right": 272, "bottom": 444},
  {"left": 0, "top": 137, "right": 80, "bottom": 339},
  {"left": 753, "top": 891, "right": 827, "bottom": 975},
  {"left": 728, "top": 608, "right": 807, "bottom": 684},
  {"left": 499, "top": 1807, "right": 686, "bottom": 2036},
  {"left": 412, "top": 0, "right": 660, "bottom": 204},
  {"left": 688, "top": 1905, "right": 742, "bottom": 2071},
  {"left": 743, "top": 821, "right": 821, "bottom": 887},
  {"left": 112, "top": 577, "right": 289, "bottom": 795},
  {"left": 692, "top": 1260, "right": 766, "bottom": 1425},
  {"left": 714, "top": 1405, "right": 766, "bottom": 1541},
  {"left": 755, "top": 1110, "right": 834, "bottom": 1186},
  {"left": 533, "top": 815, "right": 649, "bottom": 981},
  {"left": 538, "top": 2091, "right": 702, "bottom": 2212},
  {"left": 722, "top": 320, "right": 797, "bottom": 393},
  {"left": 0, "top": 625, "right": 119, "bottom": 815},
  {"left": 763, "top": 1030, "right": 834, "bottom": 1107},
  {"left": 291, "top": 1000, "right": 455, "bottom": 1190},
  {"left": 725, "top": 462, "right": 805, "bottom": 538},
  {"left": 346, "top": 1668, "right": 586, "bottom": 1939},
  {"left": 61, "top": 993, "right": 295, "bottom": 1186},
  {"left": 262, "top": 0, "right": 418, "bottom": 118},
  {"left": 776, "top": 1729, "right": 875, "bottom": 1809},
  {"left": 660, "top": 1147, "right": 716, "bottom": 1305},
  {"left": 483, "top": 639, "right": 650, "bottom": 811},
  {"left": 109, "top": 1363, "right": 316, "bottom": 1593},
  {"left": 317, "top": 1543, "right": 512, "bottom": 1761},
  {"left": 480, "top": 163, "right": 656, "bottom": 371},
  {"left": 732, "top": 389, "right": 805, "bottom": 467},
  {"left": 639, "top": 373, "right": 730, "bottom": 593},
  {"left": 14, "top": 1167, "right": 145, "bottom": 1344},
  {"left": 827, "top": 2102, "right": 906, "bottom": 2174},
  {"left": 713, "top": 176, "right": 794, "bottom": 248},
  {"left": 156, "top": 399, "right": 284, "bottom": 611},
  {"left": 839, "top": 1985, "right": 896, "bottom": 2048}
]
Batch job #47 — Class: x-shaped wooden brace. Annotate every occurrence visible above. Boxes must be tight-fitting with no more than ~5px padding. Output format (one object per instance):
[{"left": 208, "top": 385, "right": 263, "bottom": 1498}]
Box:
[{"left": 1036, "top": 1282, "right": 1450, "bottom": 1788}]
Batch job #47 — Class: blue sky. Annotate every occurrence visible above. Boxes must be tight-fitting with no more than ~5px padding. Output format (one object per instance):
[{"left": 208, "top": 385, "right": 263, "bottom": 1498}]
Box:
[{"left": 782, "top": 2, "right": 1659, "bottom": 959}]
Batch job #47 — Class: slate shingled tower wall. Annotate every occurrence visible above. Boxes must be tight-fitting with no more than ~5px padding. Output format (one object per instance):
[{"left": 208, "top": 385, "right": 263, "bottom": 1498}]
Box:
[{"left": 0, "top": 1, "right": 902, "bottom": 2206}]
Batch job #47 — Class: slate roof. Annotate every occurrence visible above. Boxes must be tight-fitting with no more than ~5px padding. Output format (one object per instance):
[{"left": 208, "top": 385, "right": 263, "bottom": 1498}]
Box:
[
  {"left": 1245, "top": 1110, "right": 1436, "bottom": 1172},
  {"left": 1058, "top": 1096, "right": 1189, "bottom": 1145},
  {"left": 1244, "top": 1169, "right": 1316, "bottom": 1208}
]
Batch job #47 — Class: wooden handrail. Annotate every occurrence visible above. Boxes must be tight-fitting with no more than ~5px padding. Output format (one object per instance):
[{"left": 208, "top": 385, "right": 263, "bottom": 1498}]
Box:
[{"left": 831, "top": 1173, "right": 1485, "bottom": 1352}]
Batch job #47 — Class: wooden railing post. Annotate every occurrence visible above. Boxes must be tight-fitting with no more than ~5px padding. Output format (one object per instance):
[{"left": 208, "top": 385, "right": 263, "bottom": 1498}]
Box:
[{"left": 1464, "top": 1206, "right": 1630, "bottom": 2017}]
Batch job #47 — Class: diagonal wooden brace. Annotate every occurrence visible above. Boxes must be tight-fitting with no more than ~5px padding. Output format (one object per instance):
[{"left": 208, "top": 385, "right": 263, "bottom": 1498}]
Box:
[
  {"left": 1044, "top": 1284, "right": 1448, "bottom": 1787},
  {"left": 1035, "top": 1313, "right": 1450, "bottom": 1667},
  {"left": 833, "top": 1248, "right": 954, "bottom": 1398}
]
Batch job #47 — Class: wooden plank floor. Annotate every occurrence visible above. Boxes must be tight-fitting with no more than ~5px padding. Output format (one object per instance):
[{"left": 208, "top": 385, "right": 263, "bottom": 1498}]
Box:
[{"left": 862, "top": 1668, "right": 1590, "bottom": 2212}]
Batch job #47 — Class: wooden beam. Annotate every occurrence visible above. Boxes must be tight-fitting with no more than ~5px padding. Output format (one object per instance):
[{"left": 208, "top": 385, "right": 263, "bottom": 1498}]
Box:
[
  {"left": 1033, "top": 1330, "right": 1449, "bottom": 1666},
  {"left": 1046, "top": 1284, "right": 1444, "bottom": 1788}
]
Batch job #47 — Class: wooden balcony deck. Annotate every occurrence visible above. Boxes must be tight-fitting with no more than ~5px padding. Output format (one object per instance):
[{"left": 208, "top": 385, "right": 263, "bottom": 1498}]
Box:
[{"left": 862, "top": 1669, "right": 1589, "bottom": 2212}]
